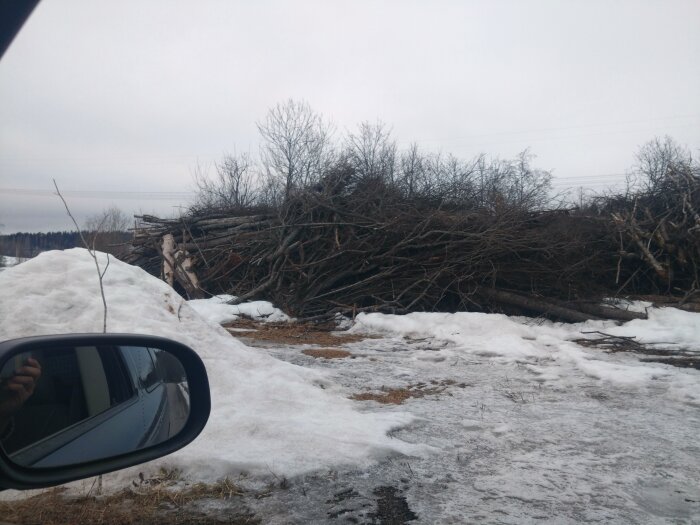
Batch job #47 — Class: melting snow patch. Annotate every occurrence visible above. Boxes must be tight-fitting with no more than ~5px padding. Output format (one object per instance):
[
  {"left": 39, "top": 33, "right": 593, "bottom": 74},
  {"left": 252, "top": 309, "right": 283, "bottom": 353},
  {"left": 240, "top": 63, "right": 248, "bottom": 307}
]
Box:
[
  {"left": 351, "top": 311, "right": 700, "bottom": 404},
  {"left": 188, "top": 295, "right": 290, "bottom": 325}
]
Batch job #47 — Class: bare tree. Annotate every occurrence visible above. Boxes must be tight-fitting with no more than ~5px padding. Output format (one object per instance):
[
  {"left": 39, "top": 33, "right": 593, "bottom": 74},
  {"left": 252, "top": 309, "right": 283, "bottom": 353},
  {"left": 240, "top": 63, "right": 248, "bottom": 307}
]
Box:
[
  {"left": 85, "top": 206, "right": 130, "bottom": 233},
  {"left": 634, "top": 136, "right": 693, "bottom": 193},
  {"left": 84, "top": 206, "right": 131, "bottom": 256},
  {"left": 193, "top": 153, "right": 258, "bottom": 211},
  {"left": 508, "top": 150, "right": 553, "bottom": 210},
  {"left": 258, "top": 99, "right": 333, "bottom": 202},
  {"left": 397, "top": 142, "right": 425, "bottom": 198},
  {"left": 430, "top": 152, "right": 480, "bottom": 207},
  {"left": 470, "top": 151, "right": 552, "bottom": 211},
  {"left": 345, "top": 121, "right": 397, "bottom": 184}
]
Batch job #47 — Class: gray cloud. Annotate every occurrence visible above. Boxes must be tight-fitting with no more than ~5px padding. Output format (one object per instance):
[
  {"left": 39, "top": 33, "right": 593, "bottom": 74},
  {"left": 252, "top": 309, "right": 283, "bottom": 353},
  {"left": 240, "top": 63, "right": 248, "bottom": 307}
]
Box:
[{"left": 1, "top": 0, "right": 699, "bottom": 232}]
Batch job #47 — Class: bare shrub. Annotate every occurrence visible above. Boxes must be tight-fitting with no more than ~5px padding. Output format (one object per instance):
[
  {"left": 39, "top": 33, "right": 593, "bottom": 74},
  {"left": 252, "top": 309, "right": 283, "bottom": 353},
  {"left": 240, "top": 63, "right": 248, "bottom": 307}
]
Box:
[
  {"left": 192, "top": 153, "right": 258, "bottom": 212},
  {"left": 84, "top": 206, "right": 131, "bottom": 257}
]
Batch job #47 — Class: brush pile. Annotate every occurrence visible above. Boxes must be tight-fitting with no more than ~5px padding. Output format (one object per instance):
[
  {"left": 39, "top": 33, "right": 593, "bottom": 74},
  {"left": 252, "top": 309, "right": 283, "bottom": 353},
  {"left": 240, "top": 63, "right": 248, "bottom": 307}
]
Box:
[
  {"left": 127, "top": 188, "right": 644, "bottom": 322},
  {"left": 605, "top": 161, "right": 700, "bottom": 299},
  {"left": 125, "top": 127, "right": 699, "bottom": 323}
]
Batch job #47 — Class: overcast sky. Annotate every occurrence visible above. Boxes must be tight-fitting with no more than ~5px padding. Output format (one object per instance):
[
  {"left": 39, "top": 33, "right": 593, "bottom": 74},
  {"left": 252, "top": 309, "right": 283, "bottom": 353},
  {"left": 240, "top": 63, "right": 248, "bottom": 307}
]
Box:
[{"left": 1, "top": 0, "right": 699, "bottom": 233}]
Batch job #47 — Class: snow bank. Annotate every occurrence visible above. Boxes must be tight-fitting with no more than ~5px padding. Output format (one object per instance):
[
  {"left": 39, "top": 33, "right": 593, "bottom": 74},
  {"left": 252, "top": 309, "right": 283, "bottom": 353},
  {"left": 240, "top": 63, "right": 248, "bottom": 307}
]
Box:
[
  {"left": 0, "top": 249, "right": 418, "bottom": 483},
  {"left": 351, "top": 310, "right": 700, "bottom": 404},
  {"left": 605, "top": 307, "right": 700, "bottom": 350},
  {"left": 188, "top": 295, "right": 290, "bottom": 325},
  {"left": 0, "top": 255, "right": 24, "bottom": 272}
]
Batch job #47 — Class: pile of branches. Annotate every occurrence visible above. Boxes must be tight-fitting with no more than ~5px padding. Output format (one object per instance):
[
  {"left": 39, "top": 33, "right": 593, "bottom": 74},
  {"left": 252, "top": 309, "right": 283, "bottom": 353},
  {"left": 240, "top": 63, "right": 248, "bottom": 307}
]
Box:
[
  {"left": 569, "top": 137, "right": 700, "bottom": 304},
  {"left": 127, "top": 181, "right": 646, "bottom": 323},
  {"left": 606, "top": 162, "right": 700, "bottom": 298},
  {"left": 125, "top": 116, "right": 698, "bottom": 323}
]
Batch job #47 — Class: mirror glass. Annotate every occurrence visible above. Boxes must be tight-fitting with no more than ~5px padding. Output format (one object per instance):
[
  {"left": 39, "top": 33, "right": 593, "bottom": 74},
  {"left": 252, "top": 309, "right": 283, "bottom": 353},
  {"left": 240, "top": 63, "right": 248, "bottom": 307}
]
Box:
[{"left": 0, "top": 345, "right": 189, "bottom": 468}]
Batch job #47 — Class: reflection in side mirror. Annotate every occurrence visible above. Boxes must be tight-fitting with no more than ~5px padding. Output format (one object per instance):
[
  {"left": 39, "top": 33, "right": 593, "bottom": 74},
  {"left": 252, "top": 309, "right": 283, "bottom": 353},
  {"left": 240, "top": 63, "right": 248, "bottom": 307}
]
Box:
[{"left": 0, "top": 345, "right": 190, "bottom": 468}]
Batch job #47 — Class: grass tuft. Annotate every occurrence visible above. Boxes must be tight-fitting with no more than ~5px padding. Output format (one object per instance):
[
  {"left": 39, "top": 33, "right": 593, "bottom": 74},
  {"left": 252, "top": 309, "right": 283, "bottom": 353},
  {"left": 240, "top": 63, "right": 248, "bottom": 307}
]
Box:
[
  {"left": 302, "top": 348, "right": 352, "bottom": 359},
  {"left": 0, "top": 475, "right": 258, "bottom": 525},
  {"left": 351, "top": 380, "right": 461, "bottom": 405}
]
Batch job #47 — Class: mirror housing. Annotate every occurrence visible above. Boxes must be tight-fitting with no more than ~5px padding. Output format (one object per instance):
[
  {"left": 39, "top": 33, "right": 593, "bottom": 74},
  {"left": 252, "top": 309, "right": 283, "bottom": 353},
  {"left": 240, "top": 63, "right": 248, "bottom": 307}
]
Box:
[{"left": 0, "top": 334, "right": 210, "bottom": 490}]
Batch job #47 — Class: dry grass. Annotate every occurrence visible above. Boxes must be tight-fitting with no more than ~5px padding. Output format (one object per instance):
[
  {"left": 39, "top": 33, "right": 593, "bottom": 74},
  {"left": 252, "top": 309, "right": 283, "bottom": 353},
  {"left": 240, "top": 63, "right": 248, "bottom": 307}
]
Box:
[
  {"left": 0, "top": 476, "right": 258, "bottom": 525},
  {"left": 224, "top": 319, "right": 372, "bottom": 346},
  {"left": 301, "top": 348, "right": 352, "bottom": 359},
  {"left": 351, "top": 379, "right": 464, "bottom": 405},
  {"left": 351, "top": 388, "right": 415, "bottom": 405}
]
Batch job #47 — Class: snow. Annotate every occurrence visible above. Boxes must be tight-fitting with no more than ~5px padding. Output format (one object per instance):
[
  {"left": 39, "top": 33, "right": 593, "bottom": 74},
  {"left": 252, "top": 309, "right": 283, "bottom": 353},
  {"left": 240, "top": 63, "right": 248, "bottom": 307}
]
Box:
[
  {"left": 605, "top": 307, "right": 700, "bottom": 349},
  {"left": 0, "top": 249, "right": 418, "bottom": 485},
  {"left": 244, "top": 315, "right": 700, "bottom": 523},
  {"left": 0, "top": 255, "right": 24, "bottom": 272},
  {"left": 603, "top": 297, "right": 654, "bottom": 314},
  {"left": 0, "top": 256, "right": 24, "bottom": 266},
  {"left": 188, "top": 295, "right": 290, "bottom": 325},
  {"left": 1, "top": 249, "right": 699, "bottom": 521},
  {"left": 350, "top": 311, "right": 700, "bottom": 404}
]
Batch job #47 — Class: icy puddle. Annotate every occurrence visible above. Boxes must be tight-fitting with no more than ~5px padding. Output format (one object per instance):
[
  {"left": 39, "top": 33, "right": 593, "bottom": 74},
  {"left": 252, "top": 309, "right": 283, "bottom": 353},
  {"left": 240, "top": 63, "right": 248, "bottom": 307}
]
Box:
[{"left": 240, "top": 320, "right": 700, "bottom": 524}]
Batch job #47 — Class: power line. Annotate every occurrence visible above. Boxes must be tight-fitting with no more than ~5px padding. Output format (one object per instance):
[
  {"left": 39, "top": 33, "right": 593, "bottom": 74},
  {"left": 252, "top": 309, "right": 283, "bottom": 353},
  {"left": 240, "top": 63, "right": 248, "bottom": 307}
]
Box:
[
  {"left": 552, "top": 174, "right": 626, "bottom": 179},
  {"left": 0, "top": 188, "right": 195, "bottom": 200},
  {"left": 395, "top": 113, "right": 700, "bottom": 146},
  {"left": 0, "top": 153, "right": 219, "bottom": 164}
]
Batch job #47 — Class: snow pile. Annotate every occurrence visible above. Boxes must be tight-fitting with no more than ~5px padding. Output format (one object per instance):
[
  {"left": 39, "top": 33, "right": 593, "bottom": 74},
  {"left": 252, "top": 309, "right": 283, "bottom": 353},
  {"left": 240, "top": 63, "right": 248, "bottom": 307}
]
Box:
[
  {"left": 351, "top": 310, "right": 700, "bottom": 404},
  {"left": 188, "top": 295, "right": 290, "bottom": 325},
  {"left": 0, "top": 255, "right": 24, "bottom": 272},
  {"left": 605, "top": 307, "right": 700, "bottom": 349},
  {"left": 0, "top": 249, "right": 418, "bottom": 482},
  {"left": 603, "top": 297, "right": 653, "bottom": 314}
]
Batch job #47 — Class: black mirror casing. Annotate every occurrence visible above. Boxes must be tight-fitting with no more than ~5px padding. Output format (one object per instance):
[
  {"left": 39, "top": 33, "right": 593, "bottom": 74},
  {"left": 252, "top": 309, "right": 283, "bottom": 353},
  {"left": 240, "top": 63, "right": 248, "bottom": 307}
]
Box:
[{"left": 0, "top": 334, "right": 210, "bottom": 490}]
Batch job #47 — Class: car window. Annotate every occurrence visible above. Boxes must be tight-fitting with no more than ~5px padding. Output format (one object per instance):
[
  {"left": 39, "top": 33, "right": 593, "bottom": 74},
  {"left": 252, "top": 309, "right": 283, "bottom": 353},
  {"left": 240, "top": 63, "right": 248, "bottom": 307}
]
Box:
[
  {"left": 150, "top": 347, "right": 186, "bottom": 384},
  {"left": 0, "top": 345, "right": 137, "bottom": 459},
  {"left": 96, "top": 346, "right": 136, "bottom": 405},
  {"left": 120, "top": 346, "right": 160, "bottom": 392},
  {"left": 0, "top": 347, "right": 88, "bottom": 455}
]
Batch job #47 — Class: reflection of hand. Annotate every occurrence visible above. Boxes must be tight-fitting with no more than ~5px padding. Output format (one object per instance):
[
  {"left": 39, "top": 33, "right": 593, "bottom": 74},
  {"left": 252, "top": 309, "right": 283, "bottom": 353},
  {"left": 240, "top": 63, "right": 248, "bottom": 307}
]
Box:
[{"left": 0, "top": 358, "right": 42, "bottom": 419}]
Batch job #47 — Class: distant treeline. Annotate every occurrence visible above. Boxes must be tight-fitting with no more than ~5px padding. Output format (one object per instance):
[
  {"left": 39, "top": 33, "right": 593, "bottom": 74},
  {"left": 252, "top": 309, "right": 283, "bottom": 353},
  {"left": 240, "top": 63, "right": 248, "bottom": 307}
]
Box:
[{"left": 0, "top": 231, "right": 131, "bottom": 258}]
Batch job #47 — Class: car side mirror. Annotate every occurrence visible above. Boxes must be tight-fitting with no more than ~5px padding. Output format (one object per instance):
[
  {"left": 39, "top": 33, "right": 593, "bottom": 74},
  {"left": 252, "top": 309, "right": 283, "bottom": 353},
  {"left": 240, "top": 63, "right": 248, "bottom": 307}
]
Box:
[{"left": 0, "top": 334, "right": 210, "bottom": 490}]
